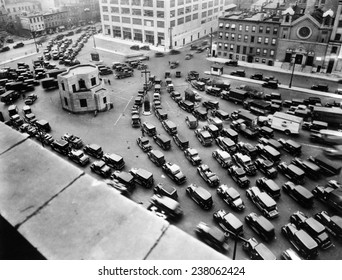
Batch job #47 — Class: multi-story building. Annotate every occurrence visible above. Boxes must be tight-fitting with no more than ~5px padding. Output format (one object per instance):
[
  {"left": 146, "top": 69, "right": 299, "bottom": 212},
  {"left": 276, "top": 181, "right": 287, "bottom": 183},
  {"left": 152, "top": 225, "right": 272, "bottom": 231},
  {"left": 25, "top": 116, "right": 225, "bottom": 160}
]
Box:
[
  {"left": 214, "top": 12, "right": 281, "bottom": 65},
  {"left": 276, "top": 4, "right": 335, "bottom": 73},
  {"left": 20, "top": 12, "right": 45, "bottom": 35},
  {"left": 4, "top": 0, "right": 41, "bottom": 21},
  {"left": 58, "top": 64, "right": 111, "bottom": 113},
  {"left": 99, "top": 0, "right": 232, "bottom": 49},
  {"left": 60, "top": 0, "right": 100, "bottom": 26},
  {"left": 43, "top": 10, "right": 68, "bottom": 33}
]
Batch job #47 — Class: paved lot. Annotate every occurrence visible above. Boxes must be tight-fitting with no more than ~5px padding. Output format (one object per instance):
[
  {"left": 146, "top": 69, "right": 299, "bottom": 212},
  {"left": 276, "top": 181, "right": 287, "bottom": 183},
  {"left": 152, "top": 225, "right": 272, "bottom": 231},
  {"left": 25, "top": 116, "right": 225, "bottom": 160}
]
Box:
[{"left": 1, "top": 34, "right": 342, "bottom": 260}]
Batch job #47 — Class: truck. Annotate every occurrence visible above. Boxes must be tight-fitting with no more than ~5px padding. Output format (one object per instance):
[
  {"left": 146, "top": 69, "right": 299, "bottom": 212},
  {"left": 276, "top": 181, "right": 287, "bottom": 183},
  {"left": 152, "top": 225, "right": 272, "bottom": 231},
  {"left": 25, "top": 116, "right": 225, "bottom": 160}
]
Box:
[
  {"left": 115, "top": 70, "right": 133, "bottom": 79},
  {"left": 312, "top": 185, "right": 342, "bottom": 215},
  {"left": 230, "top": 119, "right": 259, "bottom": 139},
  {"left": 221, "top": 88, "right": 247, "bottom": 104},
  {"left": 234, "top": 109, "right": 258, "bottom": 127},
  {"left": 0, "top": 90, "right": 20, "bottom": 104},
  {"left": 41, "top": 78, "right": 59, "bottom": 89},
  {"left": 269, "top": 112, "right": 303, "bottom": 135},
  {"left": 311, "top": 106, "right": 342, "bottom": 128},
  {"left": 243, "top": 100, "right": 272, "bottom": 116}
]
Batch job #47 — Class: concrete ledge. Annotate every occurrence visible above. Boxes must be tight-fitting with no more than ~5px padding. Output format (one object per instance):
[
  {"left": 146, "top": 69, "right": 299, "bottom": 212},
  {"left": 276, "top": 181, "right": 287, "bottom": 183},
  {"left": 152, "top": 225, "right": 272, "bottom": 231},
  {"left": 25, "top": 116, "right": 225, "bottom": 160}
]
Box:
[
  {"left": 147, "top": 225, "right": 228, "bottom": 260},
  {"left": 0, "top": 123, "right": 229, "bottom": 260}
]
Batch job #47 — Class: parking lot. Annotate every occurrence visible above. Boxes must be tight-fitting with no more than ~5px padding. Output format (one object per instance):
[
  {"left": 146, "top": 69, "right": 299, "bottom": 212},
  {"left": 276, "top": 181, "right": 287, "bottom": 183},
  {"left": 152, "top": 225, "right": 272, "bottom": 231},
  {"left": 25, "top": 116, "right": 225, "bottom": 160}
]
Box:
[{"left": 1, "top": 33, "right": 342, "bottom": 260}]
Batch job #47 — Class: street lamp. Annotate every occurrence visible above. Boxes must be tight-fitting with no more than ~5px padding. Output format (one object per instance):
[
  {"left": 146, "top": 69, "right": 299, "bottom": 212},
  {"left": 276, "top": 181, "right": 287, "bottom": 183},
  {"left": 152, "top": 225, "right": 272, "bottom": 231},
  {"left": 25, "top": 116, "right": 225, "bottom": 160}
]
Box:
[
  {"left": 289, "top": 53, "right": 296, "bottom": 88},
  {"left": 31, "top": 30, "right": 39, "bottom": 53},
  {"left": 168, "top": 27, "right": 173, "bottom": 50}
]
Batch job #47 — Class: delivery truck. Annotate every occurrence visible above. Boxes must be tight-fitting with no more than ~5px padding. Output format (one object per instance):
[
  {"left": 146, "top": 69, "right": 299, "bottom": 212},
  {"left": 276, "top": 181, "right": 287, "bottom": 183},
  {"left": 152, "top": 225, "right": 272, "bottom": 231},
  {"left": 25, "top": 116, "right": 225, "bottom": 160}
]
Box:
[{"left": 269, "top": 112, "right": 303, "bottom": 135}]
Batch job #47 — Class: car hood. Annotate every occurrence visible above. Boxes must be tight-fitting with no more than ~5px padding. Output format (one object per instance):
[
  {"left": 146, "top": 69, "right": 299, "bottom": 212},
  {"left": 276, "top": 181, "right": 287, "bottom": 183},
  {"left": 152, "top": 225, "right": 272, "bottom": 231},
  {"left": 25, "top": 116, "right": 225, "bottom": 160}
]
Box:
[
  {"left": 175, "top": 172, "right": 186, "bottom": 180},
  {"left": 192, "top": 155, "right": 201, "bottom": 161},
  {"left": 233, "top": 198, "right": 245, "bottom": 208},
  {"left": 102, "top": 166, "right": 111, "bottom": 172}
]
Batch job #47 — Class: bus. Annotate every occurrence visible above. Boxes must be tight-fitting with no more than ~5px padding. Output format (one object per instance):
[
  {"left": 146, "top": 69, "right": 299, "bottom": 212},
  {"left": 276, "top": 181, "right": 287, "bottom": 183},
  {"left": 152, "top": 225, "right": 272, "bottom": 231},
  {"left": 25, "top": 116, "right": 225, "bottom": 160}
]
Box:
[{"left": 311, "top": 106, "right": 342, "bottom": 128}]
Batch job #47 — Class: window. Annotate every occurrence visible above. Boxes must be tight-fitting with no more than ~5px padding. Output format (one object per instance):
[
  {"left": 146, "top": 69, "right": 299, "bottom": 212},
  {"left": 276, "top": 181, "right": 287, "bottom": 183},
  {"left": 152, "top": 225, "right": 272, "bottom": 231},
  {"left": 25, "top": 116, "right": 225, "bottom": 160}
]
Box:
[
  {"left": 144, "top": 10, "right": 153, "bottom": 17},
  {"left": 178, "top": 0, "right": 184, "bottom": 4},
  {"left": 202, "top": 2, "right": 207, "bottom": 8},
  {"left": 257, "top": 37, "right": 262, "bottom": 43},
  {"left": 271, "top": 38, "right": 276, "bottom": 45},
  {"left": 72, "top": 84, "right": 76, "bottom": 92},
  {"left": 111, "top": 7, "right": 119, "bottom": 13},
  {"left": 170, "top": 10, "right": 175, "bottom": 17},
  {"left": 339, "top": 20, "right": 342, "bottom": 27},
  {"left": 332, "top": 46, "right": 338, "bottom": 54},
  {"left": 243, "top": 46, "right": 246, "bottom": 54},
  {"left": 193, "top": 4, "right": 199, "bottom": 11},
  {"left": 133, "top": 18, "right": 142, "bottom": 24},
  {"left": 252, "top": 25, "right": 256, "bottom": 32},
  {"left": 231, "top": 33, "right": 235, "bottom": 40},
  {"left": 102, "top": 6, "right": 108, "bottom": 12},
  {"left": 245, "top": 25, "right": 249, "bottom": 32},
  {"left": 262, "top": 59, "right": 266, "bottom": 63},
  {"left": 80, "top": 99, "right": 87, "bottom": 107},
  {"left": 178, "top": 17, "right": 184, "bottom": 25},
  {"left": 239, "top": 24, "right": 242, "bottom": 31},
  {"left": 264, "top": 37, "right": 269, "bottom": 44},
  {"left": 78, "top": 79, "right": 85, "bottom": 89},
  {"left": 250, "top": 47, "right": 253, "bottom": 53},
  {"left": 111, "top": 16, "right": 120, "bottom": 22},
  {"left": 202, "top": 11, "right": 207, "bottom": 17},
  {"left": 224, "top": 43, "right": 228, "bottom": 50},
  {"left": 256, "top": 48, "right": 260, "bottom": 55},
  {"left": 170, "top": 0, "right": 175, "bottom": 7},
  {"left": 236, "top": 45, "right": 240, "bottom": 53},
  {"left": 218, "top": 42, "right": 222, "bottom": 49},
  {"left": 218, "top": 32, "right": 223, "bottom": 39},
  {"left": 144, "top": 19, "right": 154, "bottom": 26},
  {"left": 219, "top": 22, "right": 224, "bottom": 28},
  {"left": 91, "top": 77, "right": 96, "bottom": 86},
  {"left": 121, "top": 8, "right": 130, "bottom": 14},
  {"left": 103, "top": 97, "right": 107, "bottom": 104},
  {"left": 255, "top": 58, "right": 259, "bottom": 62},
  {"left": 121, "top": 0, "right": 129, "bottom": 4},
  {"left": 157, "top": 0, "right": 164, "bottom": 8},
  {"left": 335, "top": 34, "right": 341, "bottom": 41},
  {"left": 225, "top": 32, "right": 229, "bottom": 39},
  {"left": 259, "top": 26, "right": 263, "bottom": 33},
  {"left": 185, "top": 6, "right": 191, "bottom": 13},
  {"left": 236, "top": 55, "right": 239, "bottom": 59},
  {"left": 170, "top": 20, "right": 175, "bottom": 27},
  {"left": 157, "top": 21, "right": 164, "bottom": 27},
  {"left": 237, "top": 34, "right": 241, "bottom": 41},
  {"left": 230, "top": 44, "right": 234, "bottom": 51},
  {"left": 242, "top": 56, "right": 245, "bottom": 61},
  {"left": 64, "top": 97, "right": 68, "bottom": 106},
  {"left": 273, "top": 27, "right": 278, "bottom": 35},
  {"left": 223, "top": 52, "right": 227, "bottom": 56},
  {"left": 61, "top": 82, "right": 65, "bottom": 91},
  {"left": 270, "top": 50, "right": 275, "bottom": 57},
  {"left": 193, "top": 13, "right": 198, "bottom": 20},
  {"left": 157, "top": 11, "right": 164, "bottom": 18},
  {"left": 122, "top": 17, "right": 130, "bottom": 23},
  {"left": 244, "top": 35, "right": 248, "bottom": 42},
  {"left": 185, "top": 15, "right": 191, "bottom": 22},
  {"left": 263, "top": 49, "right": 267, "bottom": 56},
  {"left": 266, "top": 27, "right": 270, "bottom": 34},
  {"left": 225, "top": 23, "right": 229, "bottom": 29},
  {"left": 231, "top": 24, "right": 236, "bottom": 30},
  {"left": 251, "top": 36, "right": 254, "bottom": 43},
  {"left": 178, "top": 7, "right": 184, "bottom": 15},
  {"left": 103, "top": 15, "right": 109, "bottom": 21},
  {"left": 143, "top": 0, "right": 153, "bottom": 6}
]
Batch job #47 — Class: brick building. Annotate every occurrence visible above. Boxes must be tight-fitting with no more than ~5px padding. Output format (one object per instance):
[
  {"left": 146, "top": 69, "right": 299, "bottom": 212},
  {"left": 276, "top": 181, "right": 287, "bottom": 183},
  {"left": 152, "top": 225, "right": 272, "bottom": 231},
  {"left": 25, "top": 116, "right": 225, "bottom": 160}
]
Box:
[
  {"left": 58, "top": 64, "right": 111, "bottom": 114},
  {"left": 43, "top": 10, "right": 68, "bottom": 33},
  {"left": 214, "top": 12, "right": 281, "bottom": 66},
  {"left": 20, "top": 12, "right": 45, "bottom": 35}
]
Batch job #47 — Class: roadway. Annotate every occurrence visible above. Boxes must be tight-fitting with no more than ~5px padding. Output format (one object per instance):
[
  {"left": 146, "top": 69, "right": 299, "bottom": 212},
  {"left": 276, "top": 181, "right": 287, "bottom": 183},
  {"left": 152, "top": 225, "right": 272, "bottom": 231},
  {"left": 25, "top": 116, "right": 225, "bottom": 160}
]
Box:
[{"left": 1, "top": 34, "right": 342, "bottom": 260}]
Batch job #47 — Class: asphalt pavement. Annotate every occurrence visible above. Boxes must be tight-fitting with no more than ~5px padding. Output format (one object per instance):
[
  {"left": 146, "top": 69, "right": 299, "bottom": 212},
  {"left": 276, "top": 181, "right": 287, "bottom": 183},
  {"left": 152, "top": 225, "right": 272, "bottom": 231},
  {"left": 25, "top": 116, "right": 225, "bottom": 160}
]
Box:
[{"left": 1, "top": 33, "right": 342, "bottom": 260}]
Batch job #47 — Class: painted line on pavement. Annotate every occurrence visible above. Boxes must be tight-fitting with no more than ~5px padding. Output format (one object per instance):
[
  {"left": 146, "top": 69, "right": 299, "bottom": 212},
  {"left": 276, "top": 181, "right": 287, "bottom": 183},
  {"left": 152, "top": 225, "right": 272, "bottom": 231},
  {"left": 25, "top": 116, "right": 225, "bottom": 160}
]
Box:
[{"left": 113, "top": 96, "right": 133, "bottom": 126}]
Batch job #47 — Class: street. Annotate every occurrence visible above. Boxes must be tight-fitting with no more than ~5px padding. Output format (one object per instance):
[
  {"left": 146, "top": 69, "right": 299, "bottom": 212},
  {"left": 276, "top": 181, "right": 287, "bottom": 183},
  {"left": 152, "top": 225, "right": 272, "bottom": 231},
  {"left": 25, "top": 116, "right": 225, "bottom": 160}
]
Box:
[{"left": 1, "top": 32, "right": 342, "bottom": 260}]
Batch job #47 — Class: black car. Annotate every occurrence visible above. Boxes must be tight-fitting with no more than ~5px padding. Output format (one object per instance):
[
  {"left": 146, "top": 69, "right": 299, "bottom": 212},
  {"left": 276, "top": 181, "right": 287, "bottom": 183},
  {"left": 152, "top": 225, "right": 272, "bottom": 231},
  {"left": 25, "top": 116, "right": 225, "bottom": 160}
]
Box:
[
  {"left": 291, "top": 157, "right": 321, "bottom": 180},
  {"left": 68, "top": 149, "right": 90, "bottom": 166},
  {"left": 153, "top": 183, "right": 178, "bottom": 200},
  {"left": 147, "top": 150, "right": 165, "bottom": 167},
  {"left": 216, "top": 184, "right": 245, "bottom": 211},
  {"left": 197, "top": 164, "right": 220, "bottom": 187},
  {"left": 255, "top": 158, "right": 278, "bottom": 179},
  {"left": 290, "top": 211, "right": 333, "bottom": 250},
  {"left": 250, "top": 73, "right": 263, "bottom": 80},
  {"left": 277, "top": 162, "right": 305, "bottom": 185},
  {"left": 202, "top": 100, "right": 219, "bottom": 110},
  {"left": 311, "top": 84, "right": 329, "bottom": 92},
  {"left": 195, "top": 222, "right": 229, "bottom": 252},
  {"left": 262, "top": 80, "right": 278, "bottom": 89},
  {"left": 186, "top": 183, "right": 213, "bottom": 210},
  {"left": 233, "top": 153, "right": 257, "bottom": 176},
  {"left": 213, "top": 209, "right": 244, "bottom": 236},
  {"left": 136, "top": 136, "right": 152, "bottom": 152},
  {"left": 314, "top": 211, "right": 342, "bottom": 241},
  {"left": 83, "top": 144, "right": 103, "bottom": 159},
  {"left": 90, "top": 160, "right": 112, "bottom": 178},
  {"left": 172, "top": 133, "right": 189, "bottom": 150},
  {"left": 236, "top": 141, "right": 258, "bottom": 158},
  {"left": 242, "top": 238, "right": 276, "bottom": 260},
  {"left": 230, "top": 70, "right": 245, "bottom": 77},
  {"left": 282, "top": 181, "right": 314, "bottom": 208},
  {"left": 153, "top": 134, "right": 171, "bottom": 150},
  {"left": 256, "top": 177, "right": 281, "bottom": 199},
  {"left": 277, "top": 138, "right": 302, "bottom": 156},
  {"left": 149, "top": 194, "right": 183, "bottom": 220},
  {"left": 184, "top": 148, "right": 202, "bottom": 166},
  {"left": 62, "top": 133, "right": 83, "bottom": 149},
  {"left": 51, "top": 139, "right": 70, "bottom": 155},
  {"left": 228, "top": 165, "right": 250, "bottom": 188},
  {"left": 13, "top": 42, "right": 24, "bottom": 49},
  {"left": 245, "top": 212, "right": 275, "bottom": 242},
  {"left": 281, "top": 223, "right": 318, "bottom": 259},
  {"left": 246, "top": 186, "right": 279, "bottom": 219},
  {"left": 212, "top": 149, "right": 233, "bottom": 168},
  {"left": 162, "top": 162, "right": 187, "bottom": 185}
]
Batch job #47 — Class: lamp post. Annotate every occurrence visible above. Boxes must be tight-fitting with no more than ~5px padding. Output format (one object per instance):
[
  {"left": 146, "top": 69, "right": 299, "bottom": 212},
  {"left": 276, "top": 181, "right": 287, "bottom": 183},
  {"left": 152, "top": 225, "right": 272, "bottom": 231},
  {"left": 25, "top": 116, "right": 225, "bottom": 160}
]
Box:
[
  {"left": 168, "top": 26, "right": 173, "bottom": 50},
  {"left": 31, "top": 30, "right": 39, "bottom": 53},
  {"left": 289, "top": 53, "right": 296, "bottom": 88}
]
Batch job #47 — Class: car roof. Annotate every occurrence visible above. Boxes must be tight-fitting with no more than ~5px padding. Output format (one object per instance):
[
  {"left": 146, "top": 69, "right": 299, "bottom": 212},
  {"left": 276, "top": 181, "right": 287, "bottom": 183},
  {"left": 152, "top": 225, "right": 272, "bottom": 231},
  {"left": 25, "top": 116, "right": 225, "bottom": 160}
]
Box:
[
  {"left": 305, "top": 217, "right": 325, "bottom": 233},
  {"left": 196, "top": 186, "right": 211, "bottom": 200},
  {"left": 288, "top": 164, "right": 305, "bottom": 175},
  {"left": 208, "top": 227, "right": 226, "bottom": 242},
  {"left": 151, "top": 150, "right": 164, "bottom": 158},
  {"left": 136, "top": 168, "right": 153, "bottom": 179},
  {"left": 255, "top": 243, "right": 276, "bottom": 260},
  {"left": 295, "top": 230, "right": 318, "bottom": 249},
  {"left": 224, "top": 213, "right": 243, "bottom": 228},
  {"left": 89, "top": 144, "right": 101, "bottom": 150},
  {"left": 226, "top": 187, "right": 240, "bottom": 199},
  {"left": 258, "top": 193, "right": 276, "bottom": 207}
]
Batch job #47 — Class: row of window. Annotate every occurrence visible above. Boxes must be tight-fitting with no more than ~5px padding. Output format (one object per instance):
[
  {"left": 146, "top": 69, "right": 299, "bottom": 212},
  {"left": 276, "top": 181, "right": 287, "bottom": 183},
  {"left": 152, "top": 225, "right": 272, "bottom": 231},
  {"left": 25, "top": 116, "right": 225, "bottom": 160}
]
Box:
[
  {"left": 102, "top": 0, "right": 222, "bottom": 8},
  {"left": 29, "top": 17, "right": 44, "bottom": 23},
  {"left": 217, "top": 52, "right": 273, "bottom": 64},
  {"left": 219, "top": 22, "right": 279, "bottom": 35},
  {"left": 218, "top": 43, "right": 275, "bottom": 57},
  {"left": 218, "top": 33, "right": 277, "bottom": 45},
  {"left": 7, "top": 5, "right": 37, "bottom": 13}
]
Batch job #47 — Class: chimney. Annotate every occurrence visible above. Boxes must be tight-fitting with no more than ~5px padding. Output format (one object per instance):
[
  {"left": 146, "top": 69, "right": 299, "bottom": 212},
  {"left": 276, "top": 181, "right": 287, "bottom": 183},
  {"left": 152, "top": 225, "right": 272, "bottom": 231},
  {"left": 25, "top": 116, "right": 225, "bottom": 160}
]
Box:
[{"left": 305, "top": 0, "right": 317, "bottom": 14}]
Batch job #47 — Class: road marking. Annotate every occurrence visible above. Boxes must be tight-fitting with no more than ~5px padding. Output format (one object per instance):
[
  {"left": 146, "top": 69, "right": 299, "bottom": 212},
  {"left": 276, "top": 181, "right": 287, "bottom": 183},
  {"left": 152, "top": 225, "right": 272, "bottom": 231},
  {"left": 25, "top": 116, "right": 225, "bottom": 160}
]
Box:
[{"left": 113, "top": 96, "right": 133, "bottom": 126}]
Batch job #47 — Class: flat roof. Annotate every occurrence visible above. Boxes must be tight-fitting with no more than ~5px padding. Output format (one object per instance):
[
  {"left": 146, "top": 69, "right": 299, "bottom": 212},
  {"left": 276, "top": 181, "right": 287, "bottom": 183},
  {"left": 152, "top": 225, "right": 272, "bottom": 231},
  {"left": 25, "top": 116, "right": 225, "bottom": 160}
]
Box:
[{"left": 61, "top": 64, "right": 98, "bottom": 78}]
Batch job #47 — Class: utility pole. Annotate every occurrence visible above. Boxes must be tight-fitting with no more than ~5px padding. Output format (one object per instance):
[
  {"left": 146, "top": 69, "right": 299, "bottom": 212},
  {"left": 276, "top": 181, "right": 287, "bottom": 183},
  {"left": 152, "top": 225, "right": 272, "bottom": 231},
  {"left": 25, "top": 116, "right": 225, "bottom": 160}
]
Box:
[
  {"left": 141, "top": 69, "right": 150, "bottom": 95},
  {"left": 209, "top": 27, "right": 213, "bottom": 57},
  {"left": 289, "top": 54, "right": 296, "bottom": 88},
  {"left": 169, "top": 26, "right": 173, "bottom": 50},
  {"left": 32, "top": 30, "right": 38, "bottom": 53}
]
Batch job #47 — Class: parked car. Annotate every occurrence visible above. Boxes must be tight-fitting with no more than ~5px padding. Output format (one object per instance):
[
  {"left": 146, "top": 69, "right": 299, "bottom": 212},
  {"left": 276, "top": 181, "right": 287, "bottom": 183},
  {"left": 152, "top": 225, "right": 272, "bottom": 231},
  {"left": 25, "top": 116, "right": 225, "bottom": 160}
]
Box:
[
  {"left": 51, "top": 139, "right": 70, "bottom": 155},
  {"left": 242, "top": 238, "right": 276, "bottom": 260},
  {"left": 314, "top": 211, "right": 342, "bottom": 241},
  {"left": 83, "top": 144, "right": 103, "bottom": 159},
  {"left": 68, "top": 149, "right": 90, "bottom": 166},
  {"left": 212, "top": 149, "right": 233, "bottom": 168},
  {"left": 217, "top": 184, "right": 245, "bottom": 211},
  {"left": 197, "top": 164, "right": 220, "bottom": 187},
  {"left": 255, "top": 158, "right": 278, "bottom": 179},
  {"left": 184, "top": 148, "right": 202, "bottom": 166},
  {"left": 102, "top": 153, "right": 125, "bottom": 170},
  {"left": 230, "top": 70, "right": 245, "bottom": 77},
  {"left": 311, "top": 84, "right": 329, "bottom": 92},
  {"left": 185, "top": 115, "right": 198, "bottom": 129},
  {"left": 291, "top": 157, "right": 321, "bottom": 179},
  {"left": 283, "top": 181, "right": 315, "bottom": 209},
  {"left": 228, "top": 165, "right": 250, "bottom": 188},
  {"left": 236, "top": 141, "right": 258, "bottom": 158},
  {"left": 173, "top": 133, "right": 189, "bottom": 150},
  {"left": 186, "top": 183, "right": 213, "bottom": 210},
  {"left": 153, "top": 183, "right": 178, "bottom": 200},
  {"left": 162, "top": 162, "right": 187, "bottom": 185},
  {"left": 129, "top": 167, "right": 154, "bottom": 188},
  {"left": 61, "top": 133, "right": 83, "bottom": 149},
  {"left": 245, "top": 212, "right": 275, "bottom": 241},
  {"left": 233, "top": 153, "right": 257, "bottom": 176},
  {"left": 213, "top": 209, "right": 244, "bottom": 236},
  {"left": 136, "top": 136, "right": 152, "bottom": 152},
  {"left": 153, "top": 133, "right": 171, "bottom": 150},
  {"left": 24, "top": 93, "right": 38, "bottom": 105},
  {"left": 13, "top": 42, "right": 24, "bottom": 49},
  {"left": 256, "top": 177, "right": 281, "bottom": 200},
  {"left": 246, "top": 186, "right": 279, "bottom": 219},
  {"left": 277, "top": 162, "right": 305, "bottom": 185},
  {"left": 281, "top": 223, "right": 318, "bottom": 259},
  {"left": 90, "top": 160, "right": 112, "bottom": 178},
  {"left": 281, "top": 248, "right": 302, "bottom": 260}
]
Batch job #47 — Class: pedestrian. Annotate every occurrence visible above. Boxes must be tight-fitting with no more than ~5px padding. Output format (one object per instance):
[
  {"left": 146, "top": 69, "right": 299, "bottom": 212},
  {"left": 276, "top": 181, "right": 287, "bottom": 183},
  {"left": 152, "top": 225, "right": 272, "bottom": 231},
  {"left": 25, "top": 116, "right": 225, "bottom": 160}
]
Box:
[{"left": 108, "top": 79, "right": 111, "bottom": 85}]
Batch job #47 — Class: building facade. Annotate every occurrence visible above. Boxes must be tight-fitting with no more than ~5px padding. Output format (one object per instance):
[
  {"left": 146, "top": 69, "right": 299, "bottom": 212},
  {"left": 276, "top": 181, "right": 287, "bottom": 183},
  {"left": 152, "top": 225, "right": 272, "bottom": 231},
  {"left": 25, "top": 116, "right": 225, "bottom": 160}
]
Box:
[
  {"left": 4, "top": 0, "right": 41, "bottom": 21},
  {"left": 43, "top": 11, "right": 68, "bottom": 33},
  {"left": 276, "top": 5, "right": 334, "bottom": 73},
  {"left": 20, "top": 12, "right": 45, "bottom": 35},
  {"left": 99, "top": 0, "right": 231, "bottom": 49},
  {"left": 58, "top": 64, "right": 111, "bottom": 113},
  {"left": 214, "top": 12, "right": 280, "bottom": 65}
]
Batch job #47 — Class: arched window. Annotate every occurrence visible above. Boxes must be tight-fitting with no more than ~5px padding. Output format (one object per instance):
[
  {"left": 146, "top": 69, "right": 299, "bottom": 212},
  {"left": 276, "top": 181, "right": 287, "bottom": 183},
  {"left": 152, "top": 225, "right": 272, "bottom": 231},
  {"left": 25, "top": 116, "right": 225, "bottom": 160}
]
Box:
[{"left": 78, "top": 78, "right": 86, "bottom": 89}]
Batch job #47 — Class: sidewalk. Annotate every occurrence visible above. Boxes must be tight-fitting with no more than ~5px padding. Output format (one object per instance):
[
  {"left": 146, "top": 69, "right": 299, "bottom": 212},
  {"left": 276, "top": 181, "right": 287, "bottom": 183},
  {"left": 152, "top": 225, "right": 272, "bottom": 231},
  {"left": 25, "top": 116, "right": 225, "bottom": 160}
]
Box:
[
  {"left": 207, "top": 57, "right": 342, "bottom": 82},
  {"left": 204, "top": 70, "right": 342, "bottom": 99}
]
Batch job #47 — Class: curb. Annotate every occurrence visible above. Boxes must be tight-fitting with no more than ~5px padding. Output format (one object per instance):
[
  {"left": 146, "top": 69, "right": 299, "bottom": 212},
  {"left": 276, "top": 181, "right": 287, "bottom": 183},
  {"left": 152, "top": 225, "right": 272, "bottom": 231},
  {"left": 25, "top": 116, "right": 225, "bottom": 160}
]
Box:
[{"left": 0, "top": 52, "right": 39, "bottom": 66}]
